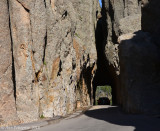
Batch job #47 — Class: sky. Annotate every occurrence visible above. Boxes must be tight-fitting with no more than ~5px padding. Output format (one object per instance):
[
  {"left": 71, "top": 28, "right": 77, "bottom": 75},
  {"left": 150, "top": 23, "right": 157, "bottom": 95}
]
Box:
[{"left": 99, "top": 0, "right": 102, "bottom": 7}]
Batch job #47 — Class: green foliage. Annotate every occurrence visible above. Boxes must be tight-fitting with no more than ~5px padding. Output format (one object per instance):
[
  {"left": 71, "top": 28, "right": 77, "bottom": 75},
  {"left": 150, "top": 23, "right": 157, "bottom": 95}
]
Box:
[
  {"left": 97, "top": 85, "right": 111, "bottom": 93},
  {"left": 96, "top": 85, "right": 112, "bottom": 105},
  {"left": 75, "top": 33, "right": 80, "bottom": 38},
  {"left": 79, "top": 16, "right": 83, "bottom": 21},
  {"left": 44, "top": 61, "right": 47, "bottom": 65},
  {"left": 40, "top": 115, "right": 45, "bottom": 119},
  {"left": 110, "top": 99, "right": 112, "bottom": 105}
]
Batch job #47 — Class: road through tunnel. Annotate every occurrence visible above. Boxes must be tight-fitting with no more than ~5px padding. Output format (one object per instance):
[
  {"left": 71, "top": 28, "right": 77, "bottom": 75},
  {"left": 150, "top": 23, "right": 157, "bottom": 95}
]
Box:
[
  {"left": 93, "top": 3, "right": 118, "bottom": 106},
  {"left": 93, "top": 0, "right": 160, "bottom": 115}
]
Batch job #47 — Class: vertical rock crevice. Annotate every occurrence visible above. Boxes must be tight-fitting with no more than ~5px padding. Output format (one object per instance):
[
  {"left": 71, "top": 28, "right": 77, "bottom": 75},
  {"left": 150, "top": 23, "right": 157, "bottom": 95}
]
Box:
[
  {"left": 44, "top": 0, "right": 46, "bottom": 8},
  {"left": 16, "top": 0, "right": 30, "bottom": 12},
  {"left": 42, "top": 31, "right": 47, "bottom": 64},
  {"left": 7, "top": 0, "right": 16, "bottom": 101},
  {"left": 0, "top": 0, "right": 19, "bottom": 126}
]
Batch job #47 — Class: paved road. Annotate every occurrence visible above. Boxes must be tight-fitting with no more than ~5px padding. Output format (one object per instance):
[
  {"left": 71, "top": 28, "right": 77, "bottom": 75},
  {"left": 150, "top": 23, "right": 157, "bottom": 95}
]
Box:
[{"left": 33, "top": 105, "right": 160, "bottom": 131}]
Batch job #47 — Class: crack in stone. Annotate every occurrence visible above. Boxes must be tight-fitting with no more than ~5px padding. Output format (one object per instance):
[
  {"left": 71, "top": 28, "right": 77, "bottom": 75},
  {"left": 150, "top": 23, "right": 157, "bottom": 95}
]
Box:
[
  {"left": 16, "top": 0, "right": 30, "bottom": 12},
  {"left": 44, "top": 0, "right": 46, "bottom": 8},
  {"left": 7, "top": 0, "right": 17, "bottom": 101},
  {"left": 42, "top": 30, "right": 47, "bottom": 64}
]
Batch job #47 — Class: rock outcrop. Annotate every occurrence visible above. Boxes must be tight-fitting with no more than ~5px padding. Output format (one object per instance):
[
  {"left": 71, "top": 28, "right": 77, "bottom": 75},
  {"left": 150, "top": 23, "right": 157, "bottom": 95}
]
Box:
[
  {"left": 0, "top": 0, "right": 100, "bottom": 126},
  {"left": 100, "top": 0, "right": 160, "bottom": 115},
  {"left": 0, "top": 0, "right": 19, "bottom": 126},
  {"left": 1, "top": 0, "right": 160, "bottom": 127}
]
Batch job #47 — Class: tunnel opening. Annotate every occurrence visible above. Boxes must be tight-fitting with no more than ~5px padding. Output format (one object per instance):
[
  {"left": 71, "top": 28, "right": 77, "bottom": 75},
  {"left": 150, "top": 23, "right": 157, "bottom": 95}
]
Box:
[
  {"left": 93, "top": 0, "right": 160, "bottom": 115},
  {"left": 95, "top": 85, "right": 112, "bottom": 105},
  {"left": 93, "top": 0, "right": 118, "bottom": 106}
]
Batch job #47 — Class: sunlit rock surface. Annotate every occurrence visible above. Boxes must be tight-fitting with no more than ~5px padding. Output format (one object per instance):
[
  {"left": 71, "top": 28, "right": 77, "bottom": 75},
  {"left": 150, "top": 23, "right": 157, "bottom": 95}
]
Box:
[{"left": 0, "top": 0, "right": 100, "bottom": 126}]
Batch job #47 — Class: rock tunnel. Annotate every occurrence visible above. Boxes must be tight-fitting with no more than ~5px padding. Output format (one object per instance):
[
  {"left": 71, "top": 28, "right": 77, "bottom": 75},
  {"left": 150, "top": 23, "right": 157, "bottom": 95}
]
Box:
[
  {"left": 93, "top": 0, "right": 160, "bottom": 115},
  {"left": 93, "top": 0, "right": 120, "bottom": 106},
  {"left": 0, "top": 0, "right": 160, "bottom": 127}
]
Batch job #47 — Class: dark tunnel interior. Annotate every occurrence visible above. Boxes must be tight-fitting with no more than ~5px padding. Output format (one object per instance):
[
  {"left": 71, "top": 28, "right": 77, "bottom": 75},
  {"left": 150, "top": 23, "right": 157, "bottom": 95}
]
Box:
[{"left": 93, "top": 11, "right": 115, "bottom": 106}]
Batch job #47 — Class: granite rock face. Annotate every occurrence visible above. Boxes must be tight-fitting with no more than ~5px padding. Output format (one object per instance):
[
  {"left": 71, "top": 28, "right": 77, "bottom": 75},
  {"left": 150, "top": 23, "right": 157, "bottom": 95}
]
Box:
[
  {"left": 0, "top": 0, "right": 19, "bottom": 126},
  {"left": 0, "top": 0, "right": 100, "bottom": 126},
  {"left": 142, "top": 0, "right": 160, "bottom": 35},
  {"left": 119, "top": 32, "right": 160, "bottom": 114},
  {"left": 102, "top": 0, "right": 141, "bottom": 74},
  {"left": 1, "top": 0, "right": 160, "bottom": 126},
  {"left": 100, "top": 0, "right": 160, "bottom": 114},
  {"left": 97, "top": 0, "right": 142, "bottom": 107}
]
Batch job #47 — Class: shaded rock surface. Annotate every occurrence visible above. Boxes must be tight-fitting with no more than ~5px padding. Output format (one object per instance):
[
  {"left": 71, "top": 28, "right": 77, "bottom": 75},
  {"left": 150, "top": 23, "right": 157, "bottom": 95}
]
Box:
[
  {"left": 0, "top": 0, "right": 100, "bottom": 126},
  {"left": 99, "top": 0, "right": 160, "bottom": 115},
  {"left": 119, "top": 32, "right": 160, "bottom": 114}
]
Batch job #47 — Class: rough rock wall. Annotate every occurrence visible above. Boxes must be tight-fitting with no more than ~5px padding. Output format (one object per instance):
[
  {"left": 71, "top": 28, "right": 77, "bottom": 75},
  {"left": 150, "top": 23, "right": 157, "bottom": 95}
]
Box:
[
  {"left": 142, "top": 0, "right": 160, "bottom": 35},
  {"left": 101, "top": 0, "right": 160, "bottom": 115},
  {"left": 0, "top": 0, "right": 100, "bottom": 126},
  {"left": 100, "top": 0, "right": 141, "bottom": 106},
  {"left": 103, "top": 0, "right": 141, "bottom": 74},
  {"left": 0, "top": 0, "right": 19, "bottom": 126}
]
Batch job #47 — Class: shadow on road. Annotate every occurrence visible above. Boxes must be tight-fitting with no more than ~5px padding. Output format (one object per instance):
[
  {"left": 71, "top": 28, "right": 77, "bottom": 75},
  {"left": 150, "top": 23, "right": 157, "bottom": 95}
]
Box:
[{"left": 84, "top": 106, "right": 160, "bottom": 131}]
